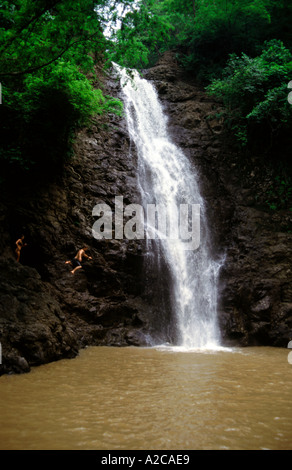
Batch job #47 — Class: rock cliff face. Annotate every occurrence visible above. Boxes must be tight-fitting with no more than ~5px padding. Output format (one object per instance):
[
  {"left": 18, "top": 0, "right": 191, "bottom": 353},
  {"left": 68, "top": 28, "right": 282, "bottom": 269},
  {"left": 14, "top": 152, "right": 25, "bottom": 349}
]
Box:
[
  {"left": 144, "top": 52, "right": 292, "bottom": 348},
  {"left": 0, "top": 52, "right": 291, "bottom": 375},
  {"left": 0, "top": 69, "right": 153, "bottom": 375}
]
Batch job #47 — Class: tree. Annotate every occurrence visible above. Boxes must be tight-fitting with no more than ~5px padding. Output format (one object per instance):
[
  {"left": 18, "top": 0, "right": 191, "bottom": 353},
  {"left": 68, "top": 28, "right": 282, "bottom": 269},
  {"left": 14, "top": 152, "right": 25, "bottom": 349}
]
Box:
[
  {"left": 206, "top": 40, "right": 292, "bottom": 158},
  {"left": 107, "top": 0, "right": 174, "bottom": 68},
  {"left": 0, "top": 0, "right": 122, "bottom": 180},
  {"left": 106, "top": 0, "right": 292, "bottom": 80},
  {"left": 0, "top": 0, "right": 107, "bottom": 76}
]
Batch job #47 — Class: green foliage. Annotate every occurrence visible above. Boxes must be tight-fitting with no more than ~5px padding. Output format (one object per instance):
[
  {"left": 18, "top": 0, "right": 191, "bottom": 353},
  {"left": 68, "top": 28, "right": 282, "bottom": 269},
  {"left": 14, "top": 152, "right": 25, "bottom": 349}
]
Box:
[
  {"left": 107, "top": 0, "right": 174, "bottom": 68},
  {"left": 175, "top": 0, "right": 272, "bottom": 78},
  {"left": 106, "top": 0, "right": 292, "bottom": 80},
  {"left": 206, "top": 40, "right": 292, "bottom": 154},
  {"left": 0, "top": 0, "right": 107, "bottom": 76},
  {"left": 0, "top": 0, "right": 123, "bottom": 180},
  {"left": 7, "top": 63, "right": 104, "bottom": 122}
]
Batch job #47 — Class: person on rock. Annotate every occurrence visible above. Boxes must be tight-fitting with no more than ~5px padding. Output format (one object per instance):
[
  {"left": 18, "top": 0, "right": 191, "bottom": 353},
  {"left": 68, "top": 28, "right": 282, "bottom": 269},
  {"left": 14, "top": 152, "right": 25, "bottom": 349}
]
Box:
[
  {"left": 15, "top": 235, "right": 27, "bottom": 262},
  {"left": 65, "top": 246, "right": 92, "bottom": 274}
]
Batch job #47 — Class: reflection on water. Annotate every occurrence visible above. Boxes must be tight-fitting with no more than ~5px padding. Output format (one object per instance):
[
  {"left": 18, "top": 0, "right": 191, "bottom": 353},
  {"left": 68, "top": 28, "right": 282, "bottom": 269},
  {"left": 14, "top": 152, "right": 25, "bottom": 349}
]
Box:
[{"left": 0, "top": 346, "right": 291, "bottom": 450}]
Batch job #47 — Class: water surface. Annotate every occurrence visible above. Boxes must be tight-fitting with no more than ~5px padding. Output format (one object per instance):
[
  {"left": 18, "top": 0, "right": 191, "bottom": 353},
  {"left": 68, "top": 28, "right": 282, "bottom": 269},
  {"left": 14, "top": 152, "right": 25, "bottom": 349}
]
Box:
[{"left": 0, "top": 346, "right": 291, "bottom": 450}]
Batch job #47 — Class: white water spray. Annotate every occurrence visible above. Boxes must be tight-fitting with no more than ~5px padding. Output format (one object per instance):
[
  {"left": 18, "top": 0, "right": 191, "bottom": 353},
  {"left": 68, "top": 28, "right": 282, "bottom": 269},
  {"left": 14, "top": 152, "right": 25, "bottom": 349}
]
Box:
[{"left": 114, "top": 64, "right": 222, "bottom": 349}]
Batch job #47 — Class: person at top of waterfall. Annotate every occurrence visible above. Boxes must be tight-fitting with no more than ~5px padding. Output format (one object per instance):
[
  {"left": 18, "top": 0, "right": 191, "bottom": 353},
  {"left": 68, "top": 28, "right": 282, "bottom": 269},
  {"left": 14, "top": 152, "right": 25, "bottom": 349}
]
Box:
[
  {"left": 65, "top": 246, "right": 92, "bottom": 274},
  {"left": 15, "top": 234, "right": 27, "bottom": 262}
]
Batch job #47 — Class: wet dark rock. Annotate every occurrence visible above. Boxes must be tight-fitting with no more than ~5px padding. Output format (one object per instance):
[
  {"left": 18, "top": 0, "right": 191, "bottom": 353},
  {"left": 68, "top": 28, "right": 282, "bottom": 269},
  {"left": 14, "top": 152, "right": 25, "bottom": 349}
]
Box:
[{"left": 0, "top": 259, "right": 79, "bottom": 374}]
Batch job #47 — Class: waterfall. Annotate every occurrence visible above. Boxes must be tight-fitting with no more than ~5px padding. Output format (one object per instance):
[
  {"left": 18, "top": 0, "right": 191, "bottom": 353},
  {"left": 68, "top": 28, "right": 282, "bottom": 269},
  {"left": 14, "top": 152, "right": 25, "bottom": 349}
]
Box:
[{"left": 114, "top": 64, "right": 222, "bottom": 350}]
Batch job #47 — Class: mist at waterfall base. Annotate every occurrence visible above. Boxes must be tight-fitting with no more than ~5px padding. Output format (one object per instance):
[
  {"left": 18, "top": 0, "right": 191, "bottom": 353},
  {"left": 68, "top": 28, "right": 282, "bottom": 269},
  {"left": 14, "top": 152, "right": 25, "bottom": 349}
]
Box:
[{"left": 113, "top": 64, "right": 225, "bottom": 352}]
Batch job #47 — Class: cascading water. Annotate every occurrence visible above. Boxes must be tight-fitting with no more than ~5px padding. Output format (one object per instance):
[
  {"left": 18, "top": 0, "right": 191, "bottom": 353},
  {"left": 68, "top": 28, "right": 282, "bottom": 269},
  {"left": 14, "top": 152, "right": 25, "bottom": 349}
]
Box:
[{"left": 114, "top": 64, "right": 222, "bottom": 349}]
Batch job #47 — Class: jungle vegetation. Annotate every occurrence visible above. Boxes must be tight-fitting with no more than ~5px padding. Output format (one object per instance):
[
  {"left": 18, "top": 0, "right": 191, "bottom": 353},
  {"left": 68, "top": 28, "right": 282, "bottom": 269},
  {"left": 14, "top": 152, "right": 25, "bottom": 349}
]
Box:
[{"left": 1, "top": 1, "right": 291, "bottom": 192}]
